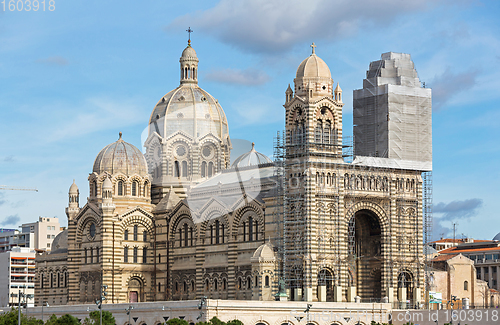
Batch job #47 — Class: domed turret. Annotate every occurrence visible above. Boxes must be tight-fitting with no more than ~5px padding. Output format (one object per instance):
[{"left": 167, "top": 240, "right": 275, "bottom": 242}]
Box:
[
  {"left": 231, "top": 143, "right": 272, "bottom": 168},
  {"left": 294, "top": 43, "right": 334, "bottom": 99},
  {"left": 93, "top": 132, "right": 148, "bottom": 177},
  {"left": 66, "top": 180, "right": 80, "bottom": 220}
]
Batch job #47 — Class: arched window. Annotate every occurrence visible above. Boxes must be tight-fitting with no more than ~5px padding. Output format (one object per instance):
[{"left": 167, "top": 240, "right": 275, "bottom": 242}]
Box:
[
  {"left": 208, "top": 162, "right": 214, "bottom": 177},
  {"left": 142, "top": 247, "right": 147, "bottom": 264},
  {"left": 190, "top": 227, "right": 194, "bottom": 246},
  {"left": 184, "top": 281, "right": 187, "bottom": 293},
  {"left": 93, "top": 182, "right": 97, "bottom": 197},
  {"left": 464, "top": 281, "right": 469, "bottom": 291},
  {"left": 191, "top": 280, "right": 195, "bottom": 292},
  {"left": 214, "top": 279, "right": 218, "bottom": 291},
  {"left": 265, "top": 275, "right": 270, "bottom": 287},
  {"left": 315, "top": 121, "right": 322, "bottom": 143},
  {"left": 133, "top": 225, "right": 138, "bottom": 241},
  {"left": 174, "top": 161, "right": 180, "bottom": 177},
  {"left": 90, "top": 247, "right": 94, "bottom": 263},
  {"left": 205, "top": 279, "right": 209, "bottom": 291},
  {"left": 96, "top": 247, "right": 99, "bottom": 263},
  {"left": 210, "top": 225, "right": 213, "bottom": 245},
  {"left": 324, "top": 121, "right": 331, "bottom": 144},
  {"left": 243, "top": 222, "right": 246, "bottom": 242},
  {"left": 238, "top": 278, "right": 242, "bottom": 289},
  {"left": 158, "top": 253, "right": 161, "bottom": 264},
  {"left": 118, "top": 181, "right": 124, "bottom": 196},
  {"left": 246, "top": 277, "right": 251, "bottom": 290},
  {"left": 201, "top": 161, "right": 207, "bottom": 178},
  {"left": 124, "top": 229, "right": 129, "bottom": 241},
  {"left": 184, "top": 223, "right": 188, "bottom": 247},
  {"left": 124, "top": 247, "right": 128, "bottom": 263},
  {"left": 133, "top": 247, "right": 138, "bottom": 263},
  {"left": 223, "top": 278, "right": 227, "bottom": 290},
  {"left": 179, "top": 228, "right": 183, "bottom": 247},
  {"left": 215, "top": 220, "right": 220, "bottom": 244},
  {"left": 221, "top": 224, "right": 225, "bottom": 244},
  {"left": 182, "top": 161, "right": 188, "bottom": 177},
  {"left": 158, "top": 282, "right": 161, "bottom": 292},
  {"left": 248, "top": 217, "right": 253, "bottom": 241},
  {"left": 132, "top": 181, "right": 137, "bottom": 196},
  {"left": 255, "top": 276, "right": 258, "bottom": 288},
  {"left": 143, "top": 230, "right": 147, "bottom": 242}
]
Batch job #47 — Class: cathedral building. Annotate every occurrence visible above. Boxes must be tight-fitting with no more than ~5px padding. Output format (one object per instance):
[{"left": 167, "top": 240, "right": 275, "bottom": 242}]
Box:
[{"left": 35, "top": 40, "right": 431, "bottom": 307}]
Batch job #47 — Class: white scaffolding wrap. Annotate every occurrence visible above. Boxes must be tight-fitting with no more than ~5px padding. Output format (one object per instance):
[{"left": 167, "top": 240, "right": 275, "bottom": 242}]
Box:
[{"left": 353, "top": 52, "right": 432, "bottom": 164}]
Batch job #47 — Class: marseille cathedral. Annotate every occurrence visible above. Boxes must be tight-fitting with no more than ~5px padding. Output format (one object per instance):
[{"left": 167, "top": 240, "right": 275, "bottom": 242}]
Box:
[{"left": 35, "top": 39, "right": 432, "bottom": 307}]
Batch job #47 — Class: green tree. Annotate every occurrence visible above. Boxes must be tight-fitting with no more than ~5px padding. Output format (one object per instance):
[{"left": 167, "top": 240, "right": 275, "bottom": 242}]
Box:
[
  {"left": 44, "top": 314, "right": 79, "bottom": 325},
  {"left": 225, "top": 320, "right": 243, "bottom": 325},
  {"left": 0, "top": 308, "right": 42, "bottom": 325},
  {"left": 83, "top": 311, "right": 115, "bottom": 325},
  {"left": 166, "top": 319, "right": 189, "bottom": 325}
]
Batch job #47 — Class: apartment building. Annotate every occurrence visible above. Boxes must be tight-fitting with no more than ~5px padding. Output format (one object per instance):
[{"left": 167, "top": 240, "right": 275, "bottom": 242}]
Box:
[{"left": 0, "top": 247, "right": 36, "bottom": 307}]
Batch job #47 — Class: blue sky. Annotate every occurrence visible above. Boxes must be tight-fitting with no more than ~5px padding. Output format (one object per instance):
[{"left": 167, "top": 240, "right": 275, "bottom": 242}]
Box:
[{"left": 0, "top": 0, "right": 499, "bottom": 241}]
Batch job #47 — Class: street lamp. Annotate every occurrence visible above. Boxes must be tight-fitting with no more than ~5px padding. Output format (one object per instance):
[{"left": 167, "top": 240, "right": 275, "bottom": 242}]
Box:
[
  {"left": 125, "top": 306, "right": 133, "bottom": 325},
  {"left": 42, "top": 302, "right": 49, "bottom": 322}
]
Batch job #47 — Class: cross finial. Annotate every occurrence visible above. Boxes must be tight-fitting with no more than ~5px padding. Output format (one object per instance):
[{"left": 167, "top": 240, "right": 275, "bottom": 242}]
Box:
[
  {"left": 310, "top": 42, "right": 316, "bottom": 54},
  {"left": 186, "top": 27, "right": 193, "bottom": 46}
]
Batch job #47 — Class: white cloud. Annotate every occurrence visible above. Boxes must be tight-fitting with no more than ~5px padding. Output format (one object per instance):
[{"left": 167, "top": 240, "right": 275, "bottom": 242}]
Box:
[
  {"left": 43, "top": 96, "right": 146, "bottom": 143},
  {"left": 169, "top": 0, "right": 436, "bottom": 54}
]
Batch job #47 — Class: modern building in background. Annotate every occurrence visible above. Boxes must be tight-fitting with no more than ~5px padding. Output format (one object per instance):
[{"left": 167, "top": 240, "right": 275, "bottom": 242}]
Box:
[
  {"left": 0, "top": 247, "right": 36, "bottom": 307},
  {"left": 22, "top": 217, "right": 62, "bottom": 251},
  {"left": 0, "top": 217, "right": 61, "bottom": 252}
]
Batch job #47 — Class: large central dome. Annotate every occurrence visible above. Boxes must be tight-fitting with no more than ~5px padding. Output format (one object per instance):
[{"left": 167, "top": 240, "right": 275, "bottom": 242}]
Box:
[
  {"left": 149, "top": 85, "right": 228, "bottom": 140},
  {"left": 148, "top": 43, "right": 229, "bottom": 141}
]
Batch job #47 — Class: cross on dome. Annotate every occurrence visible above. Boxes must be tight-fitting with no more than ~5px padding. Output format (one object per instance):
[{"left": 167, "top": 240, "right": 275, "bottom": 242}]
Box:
[
  {"left": 311, "top": 42, "right": 316, "bottom": 55},
  {"left": 186, "top": 27, "right": 193, "bottom": 46}
]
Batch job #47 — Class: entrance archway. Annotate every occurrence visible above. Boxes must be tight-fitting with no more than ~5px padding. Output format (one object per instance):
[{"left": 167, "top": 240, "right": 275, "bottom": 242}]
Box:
[
  {"left": 128, "top": 277, "right": 144, "bottom": 303},
  {"left": 398, "top": 271, "right": 414, "bottom": 303},
  {"left": 317, "top": 269, "right": 335, "bottom": 301},
  {"left": 353, "top": 209, "right": 382, "bottom": 300}
]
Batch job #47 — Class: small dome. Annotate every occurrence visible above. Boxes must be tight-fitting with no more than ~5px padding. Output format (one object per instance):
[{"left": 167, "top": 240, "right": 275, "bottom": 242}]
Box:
[
  {"left": 93, "top": 133, "right": 148, "bottom": 176},
  {"left": 69, "top": 180, "right": 78, "bottom": 194},
  {"left": 50, "top": 229, "right": 68, "bottom": 254},
  {"left": 231, "top": 143, "right": 272, "bottom": 168},
  {"left": 252, "top": 242, "right": 275, "bottom": 259},
  {"left": 103, "top": 177, "right": 113, "bottom": 190},
  {"left": 493, "top": 233, "right": 500, "bottom": 241},
  {"left": 296, "top": 45, "right": 331, "bottom": 79},
  {"left": 181, "top": 45, "right": 198, "bottom": 60}
]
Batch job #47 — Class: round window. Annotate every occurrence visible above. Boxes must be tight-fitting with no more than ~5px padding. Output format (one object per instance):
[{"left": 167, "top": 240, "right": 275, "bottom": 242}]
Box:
[
  {"left": 202, "top": 146, "right": 212, "bottom": 158},
  {"left": 176, "top": 146, "right": 187, "bottom": 157}
]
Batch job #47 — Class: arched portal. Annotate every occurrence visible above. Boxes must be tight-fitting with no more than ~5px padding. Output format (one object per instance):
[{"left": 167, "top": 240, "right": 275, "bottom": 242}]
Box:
[
  {"left": 398, "top": 271, "right": 414, "bottom": 303},
  {"left": 317, "top": 268, "right": 335, "bottom": 301},
  {"left": 353, "top": 209, "right": 382, "bottom": 299},
  {"left": 128, "top": 277, "right": 144, "bottom": 303}
]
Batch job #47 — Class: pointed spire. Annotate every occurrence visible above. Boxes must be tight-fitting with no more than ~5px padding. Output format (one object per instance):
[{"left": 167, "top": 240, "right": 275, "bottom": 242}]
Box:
[{"left": 285, "top": 84, "right": 293, "bottom": 94}]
